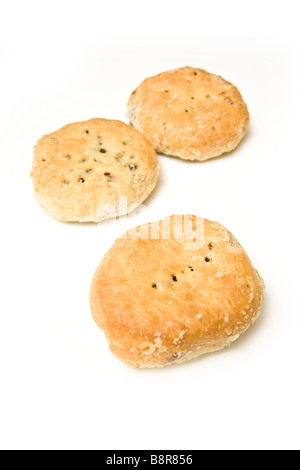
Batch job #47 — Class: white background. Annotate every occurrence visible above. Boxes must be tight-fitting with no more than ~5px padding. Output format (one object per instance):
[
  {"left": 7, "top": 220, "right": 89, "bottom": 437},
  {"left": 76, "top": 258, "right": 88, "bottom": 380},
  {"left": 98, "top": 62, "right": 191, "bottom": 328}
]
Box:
[{"left": 0, "top": 0, "right": 299, "bottom": 450}]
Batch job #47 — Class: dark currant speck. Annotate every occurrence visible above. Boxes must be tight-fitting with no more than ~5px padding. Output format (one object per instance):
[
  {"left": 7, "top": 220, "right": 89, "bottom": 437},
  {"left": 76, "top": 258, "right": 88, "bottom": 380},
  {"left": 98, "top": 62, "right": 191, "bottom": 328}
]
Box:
[{"left": 128, "top": 163, "right": 137, "bottom": 171}]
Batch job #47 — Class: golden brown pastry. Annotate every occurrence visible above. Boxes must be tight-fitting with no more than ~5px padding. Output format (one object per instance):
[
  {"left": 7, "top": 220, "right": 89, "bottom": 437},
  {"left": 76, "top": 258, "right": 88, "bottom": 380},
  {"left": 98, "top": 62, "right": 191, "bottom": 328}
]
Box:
[
  {"left": 127, "top": 66, "right": 250, "bottom": 161},
  {"left": 31, "top": 118, "right": 159, "bottom": 222},
  {"left": 90, "top": 215, "right": 264, "bottom": 368}
]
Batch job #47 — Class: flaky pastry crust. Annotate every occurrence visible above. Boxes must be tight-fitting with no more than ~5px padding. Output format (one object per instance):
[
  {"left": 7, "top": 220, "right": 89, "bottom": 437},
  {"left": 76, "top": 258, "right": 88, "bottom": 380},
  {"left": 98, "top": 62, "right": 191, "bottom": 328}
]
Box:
[
  {"left": 31, "top": 118, "right": 159, "bottom": 222},
  {"left": 127, "top": 67, "right": 250, "bottom": 161},
  {"left": 90, "top": 215, "right": 264, "bottom": 368}
]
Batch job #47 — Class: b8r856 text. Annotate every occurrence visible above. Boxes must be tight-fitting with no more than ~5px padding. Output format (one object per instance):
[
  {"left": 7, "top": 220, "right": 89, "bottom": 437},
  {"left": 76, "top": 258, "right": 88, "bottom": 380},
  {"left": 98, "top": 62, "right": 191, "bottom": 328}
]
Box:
[{"left": 150, "top": 455, "right": 192, "bottom": 465}]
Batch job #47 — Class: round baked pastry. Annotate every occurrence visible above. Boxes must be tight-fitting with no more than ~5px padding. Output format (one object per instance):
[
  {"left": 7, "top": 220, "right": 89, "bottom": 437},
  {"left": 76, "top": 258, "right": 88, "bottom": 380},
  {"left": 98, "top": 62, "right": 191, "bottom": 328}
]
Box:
[
  {"left": 31, "top": 118, "right": 159, "bottom": 222},
  {"left": 90, "top": 215, "right": 264, "bottom": 368},
  {"left": 127, "top": 66, "right": 250, "bottom": 161}
]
